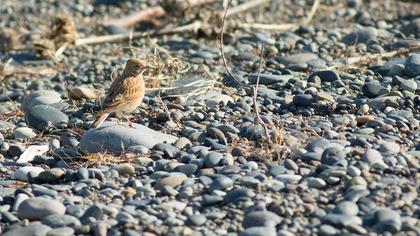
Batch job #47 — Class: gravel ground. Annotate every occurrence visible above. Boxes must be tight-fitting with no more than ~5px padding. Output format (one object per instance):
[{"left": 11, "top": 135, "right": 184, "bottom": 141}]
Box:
[{"left": 0, "top": 0, "right": 419, "bottom": 235}]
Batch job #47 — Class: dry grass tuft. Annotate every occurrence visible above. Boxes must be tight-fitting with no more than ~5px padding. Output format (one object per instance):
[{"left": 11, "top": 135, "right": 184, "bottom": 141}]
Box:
[
  {"left": 80, "top": 152, "right": 135, "bottom": 167},
  {"left": 0, "top": 60, "right": 57, "bottom": 80},
  {"left": 0, "top": 28, "right": 18, "bottom": 52},
  {"left": 48, "top": 12, "right": 78, "bottom": 46},
  {"left": 33, "top": 39, "right": 56, "bottom": 60}
]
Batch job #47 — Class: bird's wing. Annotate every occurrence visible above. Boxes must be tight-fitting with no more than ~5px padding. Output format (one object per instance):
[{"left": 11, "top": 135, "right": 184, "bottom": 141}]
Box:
[{"left": 101, "top": 75, "right": 143, "bottom": 112}]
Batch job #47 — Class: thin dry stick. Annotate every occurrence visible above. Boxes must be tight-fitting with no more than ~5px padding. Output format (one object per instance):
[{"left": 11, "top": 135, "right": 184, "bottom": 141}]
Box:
[
  {"left": 219, "top": 0, "right": 241, "bottom": 85},
  {"left": 75, "top": 21, "right": 202, "bottom": 46},
  {"left": 105, "top": 0, "right": 216, "bottom": 28},
  {"left": 331, "top": 44, "right": 420, "bottom": 69},
  {"left": 239, "top": 23, "right": 296, "bottom": 31},
  {"left": 157, "top": 89, "right": 173, "bottom": 123},
  {"left": 226, "top": 0, "right": 271, "bottom": 17},
  {"left": 301, "top": 0, "right": 321, "bottom": 26},
  {"left": 253, "top": 44, "right": 271, "bottom": 143},
  {"left": 238, "top": 0, "right": 320, "bottom": 31}
]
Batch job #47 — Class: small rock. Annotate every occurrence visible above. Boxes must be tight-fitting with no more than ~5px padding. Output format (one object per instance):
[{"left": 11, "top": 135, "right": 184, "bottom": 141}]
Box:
[
  {"left": 362, "top": 82, "right": 388, "bottom": 98},
  {"left": 21, "top": 90, "right": 62, "bottom": 113},
  {"left": 308, "top": 70, "right": 340, "bottom": 82},
  {"left": 17, "top": 197, "right": 66, "bottom": 220},
  {"left": 404, "top": 53, "right": 420, "bottom": 77},
  {"left": 3, "top": 222, "right": 51, "bottom": 236},
  {"left": 158, "top": 173, "right": 187, "bottom": 187},
  {"left": 332, "top": 201, "right": 359, "bottom": 216},
  {"left": 68, "top": 86, "right": 99, "bottom": 100},
  {"left": 46, "top": 227, "right": 75, "bottom": 236},
  {"left": 13, "top": 166, "right": 45, "bottom": 181},
  {"left": 341, "top": 28, "right": 377, "bottom": 45},
  {"left": 362, "top": 149, "right": 384, "bottom": 164},
  {"left": 26, "top": 105, "right": 69, "bottom": 131},
  {"left": 112, "top": 163, "right": 135, "bottom": 175},
  {"left": 38, "top": 168, "right": 65, "bottom": 183},
  {"left": 242, "top": 211, "right": 281, "bottom": 228},
  {"left": 240, "top": 226, "right": 276, "bottom": 236},
  {"left": 174, "top": 137, "right": 192, "bottom": 150},
  {"left": 13, "top": 127, "right": 37, "bottom": 139},
  {"left": 204, "top": 152, "right": 223, "bottom": 168},
  {"left": 293, "top": 94, "right": 313, "bottom": 107},
  {"left": 80, "top": 122, "right": 177, "bottom": 153}
]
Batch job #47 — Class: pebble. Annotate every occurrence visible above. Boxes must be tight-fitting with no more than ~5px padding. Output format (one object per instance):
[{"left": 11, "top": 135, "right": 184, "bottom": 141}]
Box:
[
  {"left": 204, "top": 152, "right": 223, "bottom": 168},
  {"left": 3, "top": 222, "right": 52, "bottom": 236},
  {"left": 38, "top": 168, "right": 65, "bottom": 183},
  {"left": 26, "top": 105, "right": 69, "bottom": 131},
  {"left": 112, "top": 163, "right": 135, "bottom": 175},
  {"left": 240, "top": 226, "right": 276, "bottom": 236},
  {"left": 242, "top": 211, "right": 282, "bottom": 228},
  {"left": 80, "top": 122, "right": 177, "bottom": 153},
  {"left": 17, "top": 197, "right": 66, "bottom": 220},
  {"left": 13, "top": 166, "right": 45, "bottom": 181},
  {"left": 362, "top": 149, "right": 384, "bottom": 164},
  {"left": 158, "top": 173, "right": 187, "bottom": 187},
  {"left": 13, "top": 127, "right": 37, "bottom": 139}
]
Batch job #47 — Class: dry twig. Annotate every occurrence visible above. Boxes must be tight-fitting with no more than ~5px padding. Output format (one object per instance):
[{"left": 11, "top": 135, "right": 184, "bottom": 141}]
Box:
[
  {"left": 238, "top": 0, "right": 320, "bottom": 31},
  {"left": 219, "top": 0, "right": 241, "bottom": 85},
  {"left": 75, "top": 21, "right": 202, "bottom": 46},
  {"left": 104, "top": 0, "right": 216, "bottom": 28},
  {"left": 226, "top": 0, "right": 270, "bottom": 17},
  {"left": 331, "top": 44, "right": 420, "bottom": 69},
  {"left": 253, "top": 44, "right": 271, "bottom": 143},
  {"left": 157, "top": 89, "right": 174, "bottom": 123}
]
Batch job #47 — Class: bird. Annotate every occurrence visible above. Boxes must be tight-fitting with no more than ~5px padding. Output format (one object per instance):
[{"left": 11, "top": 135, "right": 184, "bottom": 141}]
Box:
[{"left": 91, "top": 58, "right": 146, "bottom": 128}]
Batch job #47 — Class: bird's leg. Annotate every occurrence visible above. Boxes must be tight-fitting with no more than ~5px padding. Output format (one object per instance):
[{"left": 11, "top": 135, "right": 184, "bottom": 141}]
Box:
[{"left": 126, "top": 117, "right": 134, "bottom": 128}]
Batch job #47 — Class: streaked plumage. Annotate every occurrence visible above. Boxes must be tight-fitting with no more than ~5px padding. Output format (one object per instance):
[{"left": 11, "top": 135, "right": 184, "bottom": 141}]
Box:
[{"left": 91, "top": 58, "right": 146, "bottom": 128}]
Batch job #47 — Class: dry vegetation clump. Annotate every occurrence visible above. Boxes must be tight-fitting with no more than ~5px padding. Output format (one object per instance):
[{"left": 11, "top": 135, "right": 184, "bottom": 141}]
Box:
[
  {"left": 0, "top": 28, "right": 18, "bottom": 52},
  {"left": 80, "top": 152, "right": 136, "bottom": 168},
  {"left": 48, "top": 13, "right": 78, "bottom": 46}
]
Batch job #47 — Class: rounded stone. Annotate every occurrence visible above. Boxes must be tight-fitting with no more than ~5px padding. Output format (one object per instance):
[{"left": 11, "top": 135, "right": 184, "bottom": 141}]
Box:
[
  {"left": 242, "top": 211, "right": 282, "bottom": 228},
  {"left": 112, "top": 163, "right": 135, "bottom": 175},
  {"left": 42, "top": 214, "right": 81, "bottom": 228},
  {"left": 38, "top": 168, "right": 65, "bottom": 183},
  {"left": 80, "top": 122, "right": 177, "bottom": 153},
  {"left": 332, "top": 201, "right": 359, "bottom": 216},
  {"left": 46, "top": 227, "right": 75, "bottom": 236},
  {"left": 203, "top": 152, "right": 223, "bottom": 168},
  {"left": 26, "top": 105, "right": 69, "bottom": 131},
  {"left": 362, "top": 149, "right": 384, "bottom": 164},
  {"left": 17, "top": 197, "right": 66, "bottom": 220},
  {"left": 158, "top": 173, "right": 188, "bottom": 187},
  {"left": 21, "top": 90, "right": 62, "bottom": 113},
  {"left": 3, "top": 222, "right": 52, "bottom": 236},
  {"left": 13, "top": 166, "right": 45, "bottom": 181},
  {"left": 13, "top": 127, "right": 37, "bottom": 139}
]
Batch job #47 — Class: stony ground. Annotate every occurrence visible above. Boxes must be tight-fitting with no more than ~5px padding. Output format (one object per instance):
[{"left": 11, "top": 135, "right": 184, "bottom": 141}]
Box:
[{"left": 0, "top": 0, "right": 419, "bottom": 235}]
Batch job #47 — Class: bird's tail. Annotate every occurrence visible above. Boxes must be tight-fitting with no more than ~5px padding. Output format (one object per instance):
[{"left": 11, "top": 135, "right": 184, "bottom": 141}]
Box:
[{"left": 91, "top": 113, "right": 109, "bottom": 128}]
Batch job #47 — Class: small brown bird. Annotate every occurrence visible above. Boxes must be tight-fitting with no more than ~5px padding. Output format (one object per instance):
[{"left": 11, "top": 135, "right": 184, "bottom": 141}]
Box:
[{"left": 91, "top": 58, "right": 146, "bottom": 128}]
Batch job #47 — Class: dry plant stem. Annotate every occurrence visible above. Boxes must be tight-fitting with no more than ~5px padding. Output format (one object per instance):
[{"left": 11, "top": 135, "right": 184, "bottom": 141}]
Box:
[
  {"left": 253, "top": 44, "right": 271, "bottom": 143},
  {"left": 301, "top": 0, "right": 321, "bottom": 26},
  {"left": 105, "top": 0, "right": 216, "bottom": 28},
  {"left": 75, "top": 21, "right": 202, "bottom": 46},
  {"left": 239, "top": 23, "right": 297, "bottom": 31},
  {"left": 331, "top": 44, "right": 420, "bottom": 69},
  {"left": 54, "top": 42, "right": 68, "bottom": 58},
  {"left": 237, "top": 0, "right": 320, "bottom": 31},
  {"left": 157, "top": 89, "right": 173, "bottom": 123},
  {"left": 219, "top": 0, "right": 241, "bottom": 85},
  {"left": 226, "top": 0, "right": 271, "bottom": 17}
]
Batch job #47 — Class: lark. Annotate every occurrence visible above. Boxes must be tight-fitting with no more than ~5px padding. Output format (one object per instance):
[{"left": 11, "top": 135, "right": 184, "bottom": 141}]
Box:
[{"left": 91, "top": 58, "right": 146, "bottom": 128}]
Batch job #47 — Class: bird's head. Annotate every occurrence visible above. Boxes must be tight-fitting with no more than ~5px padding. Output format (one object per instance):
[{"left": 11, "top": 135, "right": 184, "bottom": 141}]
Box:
[{"left": 123, "top": 58, "right": 147, "bottom": 77}]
